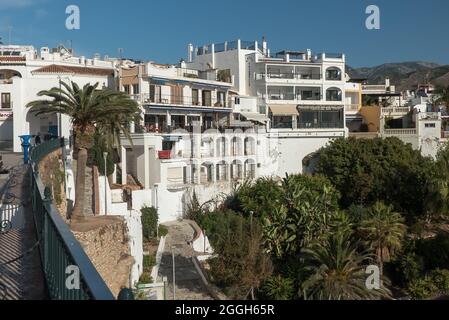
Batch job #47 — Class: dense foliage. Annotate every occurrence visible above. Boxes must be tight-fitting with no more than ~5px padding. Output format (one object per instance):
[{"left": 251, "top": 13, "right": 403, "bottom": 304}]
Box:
[
  {"left": 189, "top": 138, "right": 449, "bottom": 300},
  {"left": 141, "top": 206, "right": 159, "bottom": 241},
  {"left": 315, "top": 137, "right": 436, "bottom": 218}
]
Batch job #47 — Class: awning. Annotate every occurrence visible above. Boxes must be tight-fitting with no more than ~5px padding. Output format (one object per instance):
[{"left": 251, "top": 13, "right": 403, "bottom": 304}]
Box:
[
  {"left": 240, "top": 112, "right": 268, "bottom": 124},
  {"left": 269, "top": 105, "right": 299, "bottom": 116}
]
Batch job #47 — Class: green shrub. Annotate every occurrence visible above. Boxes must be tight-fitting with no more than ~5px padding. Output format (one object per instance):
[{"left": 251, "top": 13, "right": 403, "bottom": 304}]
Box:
[
  {"left": 262, "top": 275, "right": 295, "bottom": 300},
  {"left": 158, "top": 225, "right": 168, "bottom": 237},
  {"left": 416, "top": 234, "right": 449, "bottom": 270},
  {"left": 430, "top": 269, "right": 449, "bottom": 295},
  {"left": 143, "top": 255, "right": 156, "bottom": 272},
  {"left": 138, "top": 272, "right": 153, "bottom": 285},
  {"left": 141, "top": 206, "right": 158, "bottom": 240},
  {"left": 408, "top": 277, "right": 438, "bottom": 300}
]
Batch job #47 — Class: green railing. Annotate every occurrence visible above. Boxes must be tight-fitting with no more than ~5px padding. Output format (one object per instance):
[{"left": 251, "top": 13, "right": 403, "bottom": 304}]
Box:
[{"left": 30, "top": 138, "right": 115, "bottom": 300}]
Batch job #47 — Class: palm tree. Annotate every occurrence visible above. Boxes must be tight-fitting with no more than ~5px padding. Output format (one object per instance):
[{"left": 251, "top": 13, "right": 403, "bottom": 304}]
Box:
[
  {"left": 299, "top": 233, "right": 390, "bottom": 300},
  {"left": 27, "top": 81, "right": 141, "bottom": 220},
  {"left": 358, "top": 202, "right": 406, "bottom": 276}
]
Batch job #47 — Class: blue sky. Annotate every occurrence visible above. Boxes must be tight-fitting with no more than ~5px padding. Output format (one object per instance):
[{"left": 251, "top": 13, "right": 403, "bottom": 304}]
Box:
[{"left": 0, "top": 0, "right": 448, "bottom": 67}]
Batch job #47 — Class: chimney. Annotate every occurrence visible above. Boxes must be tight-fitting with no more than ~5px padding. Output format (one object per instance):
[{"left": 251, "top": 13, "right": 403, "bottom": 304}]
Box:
[
  {"left": 306, "top": 49, "right": 312, "bottom": 60},
  {"left": 262, "top": 36, "right": 268, "bottom": 56},
  {"left": 187, "top": 43, "right": 194, "bottom": 63}
]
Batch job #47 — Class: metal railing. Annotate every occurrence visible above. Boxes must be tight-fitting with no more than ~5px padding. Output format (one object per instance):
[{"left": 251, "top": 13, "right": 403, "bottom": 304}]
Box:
[
  {"left": 257, "top": 73, "right": 321, "bottom": 80},
  {"left": 30, "top": 139, "right": 115, "bottom": 300},
  {"left": 137, "top": 94, "right": 230, "bottom": 108}
]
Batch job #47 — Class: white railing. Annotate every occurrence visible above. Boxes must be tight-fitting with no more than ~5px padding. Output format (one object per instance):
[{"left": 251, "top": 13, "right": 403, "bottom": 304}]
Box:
[
  {"left": 383, "top": 128, "right": 417, "bottom": 136},
  {"left": 382, "top": 107, "right": 410, "bottom": 114},
  {"left": 346, "top": 104, "right": 360, "bottom": 111},
  {"left": 0, "top": 203, "right": 24, "bottom": 230}
]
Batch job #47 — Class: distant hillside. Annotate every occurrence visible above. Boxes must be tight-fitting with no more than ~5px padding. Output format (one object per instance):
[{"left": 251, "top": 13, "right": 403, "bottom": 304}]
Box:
[{"left": 346, "top": 61, "right": 449, "bottom": 92}]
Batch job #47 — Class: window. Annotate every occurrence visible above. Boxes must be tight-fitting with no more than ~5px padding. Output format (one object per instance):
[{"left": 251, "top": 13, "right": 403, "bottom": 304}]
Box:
[
  {"left": 192, "top": 89, "right": 199, "bottom": 105},
  {"left": 217, "top": 91, "right": 226, "bottom": 107},
  {"left": 235, "top": 97, "right": 240, "bottom": 105},
  {"left": 150, "top": 84, "right": 161, "bottom": 103},
  {"left": 202, "top": 90, "right": 212, "bottom": 106},
  {"left": 1, "top": 93, "right": 11, "bottom": 109},
  {"left": 132, "top": 84, "right": 139, "bottom": 94},
  {"left": 326, "top": 67, "right": 342, "bottom": 81},
  {"left": 326, "top": 88, "right": 342, "bottom": 101},
  {"left": 425, "top": 123, "right": 436, "bottom": 128},
  {"left": 123, "top": 85, "right": 130, "bottom": 94}
]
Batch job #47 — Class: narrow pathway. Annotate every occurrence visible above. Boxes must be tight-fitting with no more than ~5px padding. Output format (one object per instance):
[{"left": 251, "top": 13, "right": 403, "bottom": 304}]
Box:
[
  {"left": 0, "top": 162, "right": 47, "bottom": 300},
  {"left": 157, "top": 221, "right": 213, "bottom": 300}
]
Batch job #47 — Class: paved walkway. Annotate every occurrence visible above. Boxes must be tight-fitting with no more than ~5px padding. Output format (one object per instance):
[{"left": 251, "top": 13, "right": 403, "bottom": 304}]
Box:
[
  {"left": 0, "top": 162, "right": 47, "bottom": 300},
  {"left": 157, "top": 221, "right": 213, "bottom": 300}
]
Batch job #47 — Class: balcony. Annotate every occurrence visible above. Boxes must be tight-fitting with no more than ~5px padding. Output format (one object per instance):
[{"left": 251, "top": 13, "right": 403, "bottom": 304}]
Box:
[
  {"left": 383, "top": 128, "right": 417, "bottom": 136},
  {"left": 256, "top": 73, "right": 321, "bottom": 81},
  {"left": 381, "top": 107, "right": 410, "bottom": 115},
  {"left": 137, "top": 94, "right": 230, "bottom": 109},
  {"left": 346, "top": 104, "right": 360, "bottom": 112},
  {"left": 158, "top": 150, "right": 172, "bottom": 160}
]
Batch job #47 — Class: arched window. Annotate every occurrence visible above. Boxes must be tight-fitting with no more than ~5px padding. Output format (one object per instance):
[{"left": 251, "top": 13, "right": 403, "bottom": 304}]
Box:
[
  {"left": 326, "top": 87, "right": 342, "bottom": 101},
  {"left": 325, "top": 67, "right": 342, "bottom": 81}
]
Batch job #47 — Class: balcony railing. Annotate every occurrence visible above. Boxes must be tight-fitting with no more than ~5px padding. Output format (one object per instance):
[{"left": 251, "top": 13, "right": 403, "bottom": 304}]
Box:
[
  {"left": 346, "top": 104, "right": 360, "bottom": 111},
  {"left": 30, "top": 139, "right": 114, "bottom": 300},
  {"left": 137, "top": 94, "right": 230, "bottom": 108},
  {"left": 382, "top": 107, "right": 410, "bottom": 114},
  {"left": 298, "top": 122, "right": 345, "bottom": 129},
  {"left": 257, "top": 73, "right": 321, "bottom": 81},
  {"left": 383, "top": 128, "right": 417, "bottom": 136}
]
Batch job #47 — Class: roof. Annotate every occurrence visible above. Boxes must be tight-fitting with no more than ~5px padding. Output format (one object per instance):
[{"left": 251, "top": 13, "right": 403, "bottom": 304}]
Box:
[
  {"left": 0, "top": 56, "right": 26, "bottom": 65},
  {"left": 269, "top": 104, "right": 299, "bottom": 116},
  {"left": 32, "top": 64, "right": 114, "bottom": 76}
]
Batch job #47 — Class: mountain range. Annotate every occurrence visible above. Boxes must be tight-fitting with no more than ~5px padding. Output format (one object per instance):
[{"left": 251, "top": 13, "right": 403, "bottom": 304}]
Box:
[{"left": 346, "top": 61, "right": 449, "bottom": 92}]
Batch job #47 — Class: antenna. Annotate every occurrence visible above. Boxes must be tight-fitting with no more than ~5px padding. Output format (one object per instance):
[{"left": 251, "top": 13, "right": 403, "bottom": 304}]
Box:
[{"left": 118, "top": 48, "right": 124, "bottom": 60}]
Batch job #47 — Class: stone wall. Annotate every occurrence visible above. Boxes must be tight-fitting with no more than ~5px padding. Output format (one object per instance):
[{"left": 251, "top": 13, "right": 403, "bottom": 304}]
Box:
[
  {"left": 38, "top": 150, "right": 135, "bottom": 298},
  {"left": 72, "top": 217, "right": 134, "bottom": 298}
]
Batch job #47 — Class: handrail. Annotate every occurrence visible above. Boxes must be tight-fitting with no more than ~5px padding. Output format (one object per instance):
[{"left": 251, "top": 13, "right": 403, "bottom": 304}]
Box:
[{"left": 30, "top": 138, "right": 115, "bottom": 300}]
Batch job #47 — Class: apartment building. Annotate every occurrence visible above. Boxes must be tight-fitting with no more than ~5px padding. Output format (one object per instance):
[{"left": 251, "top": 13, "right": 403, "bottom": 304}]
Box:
[
  {"left": 186, "top": 38, "right": 347, "bottom": 174},
  {"left": 0, "top": 45, "right": 117, "bottom": 152},
  {"left": 116, "top": 60, "right": 275, "bottom": 222}
]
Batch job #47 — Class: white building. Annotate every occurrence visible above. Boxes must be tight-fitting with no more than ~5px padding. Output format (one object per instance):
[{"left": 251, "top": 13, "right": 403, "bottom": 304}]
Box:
[
  {"left": 0, "top": 45, "right": 117, "bottom": 152},
  {"left": 116, "top": 60, "right": 276, "bottom": 222},
  {"left": 186, "top": 38, "right": 347, "bottom": 174},
  {"left": 111, "top": 39, "right": 349, "bottom": 222}
]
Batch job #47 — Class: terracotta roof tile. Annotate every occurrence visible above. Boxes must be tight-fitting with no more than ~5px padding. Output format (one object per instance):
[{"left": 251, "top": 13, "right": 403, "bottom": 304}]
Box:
[
  {"left": 0, "top": 56, "right": 26, "bottom": 65},
  {"left": 32, "top": 64, "right": 114, "bottom": 76}
]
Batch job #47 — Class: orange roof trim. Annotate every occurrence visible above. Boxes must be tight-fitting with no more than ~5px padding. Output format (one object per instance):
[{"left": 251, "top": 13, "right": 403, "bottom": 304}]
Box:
[{"left": 32, "top": 64, "right": 114, "bottom": 76}]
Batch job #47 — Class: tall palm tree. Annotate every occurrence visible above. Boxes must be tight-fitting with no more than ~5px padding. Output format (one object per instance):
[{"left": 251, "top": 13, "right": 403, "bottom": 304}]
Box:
[
  {"left": 299, "top": 233, "right": 390, "bottom": 300},
  {"left": 358, "top": 202, "right": 406, "bottom": 276},
  {"left": 27, "top": 81, "right": 141, "bottom": 220}
]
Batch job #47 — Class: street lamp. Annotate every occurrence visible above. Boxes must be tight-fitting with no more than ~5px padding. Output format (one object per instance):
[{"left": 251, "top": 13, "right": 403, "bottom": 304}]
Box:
[
  {"left": 172, "top": 246, "right": 176, "bottom": 300},
  {"left": 103, "top": 151, "right": 108, "bottom": 216}
]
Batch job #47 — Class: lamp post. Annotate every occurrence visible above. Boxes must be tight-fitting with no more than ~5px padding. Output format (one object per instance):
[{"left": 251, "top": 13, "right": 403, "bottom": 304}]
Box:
[
  {"left": 103, "top": 151, "right": 108, "bottom": 216},
  {"left": 172, "top": 246, "right": 176, "bottom": 300}
]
